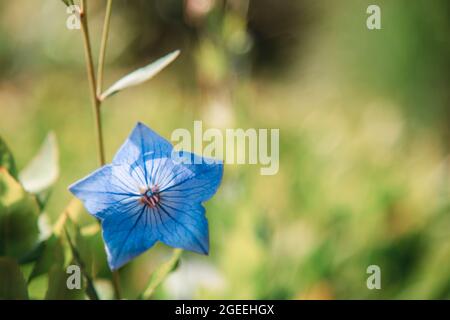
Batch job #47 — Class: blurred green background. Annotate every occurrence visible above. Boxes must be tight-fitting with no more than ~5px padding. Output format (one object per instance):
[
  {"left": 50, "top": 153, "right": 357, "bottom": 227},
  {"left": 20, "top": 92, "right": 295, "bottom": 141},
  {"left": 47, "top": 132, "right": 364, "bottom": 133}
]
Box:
[{"left": 0, "top": 0, "right": 449, "bottom": 299}]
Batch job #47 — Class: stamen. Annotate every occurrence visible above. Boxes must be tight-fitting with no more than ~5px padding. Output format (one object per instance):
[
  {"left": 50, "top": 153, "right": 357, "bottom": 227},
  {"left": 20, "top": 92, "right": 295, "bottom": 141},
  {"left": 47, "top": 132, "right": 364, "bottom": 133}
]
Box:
[{"left": 140, "top": 185, "right": 160, "bottom": 208}]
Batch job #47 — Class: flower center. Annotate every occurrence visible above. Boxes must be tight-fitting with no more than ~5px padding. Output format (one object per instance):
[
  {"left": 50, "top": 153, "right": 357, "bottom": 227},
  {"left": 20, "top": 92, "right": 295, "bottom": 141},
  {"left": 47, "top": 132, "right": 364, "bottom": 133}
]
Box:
[{"left": 140, "top": 185, "right": 160, "bottom": 208}]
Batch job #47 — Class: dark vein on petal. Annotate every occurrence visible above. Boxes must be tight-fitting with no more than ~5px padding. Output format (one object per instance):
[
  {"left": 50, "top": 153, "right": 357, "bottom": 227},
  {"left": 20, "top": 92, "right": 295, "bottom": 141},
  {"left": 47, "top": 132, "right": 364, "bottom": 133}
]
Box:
[
  {"left": 139, "top": 125, "right": 149, "bottom": 186},
  {"left": 157, "top": 200, "right": 202, "bottom": 221},
  {"left": 159, "top": 168, "right": 194, "bottom": 192},
  {"left": 113, "top": 205, "right": 146, "bottom": 263},
  {"left": 156, "top": 203, "right": 207, "bottom": 254}
]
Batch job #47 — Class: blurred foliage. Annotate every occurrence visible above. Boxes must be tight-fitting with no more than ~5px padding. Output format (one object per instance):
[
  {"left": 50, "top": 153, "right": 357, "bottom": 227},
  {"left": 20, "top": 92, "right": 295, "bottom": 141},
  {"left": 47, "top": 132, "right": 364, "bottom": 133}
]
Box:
[
  {"left": 0, "top": 0, "right": 449, "bottom": 299},
  {"left": 0, "top": 168, "right": 40, "bottom": 259},
  {"left": 0, "top": 257, "right": 28, "bottom": 299}
]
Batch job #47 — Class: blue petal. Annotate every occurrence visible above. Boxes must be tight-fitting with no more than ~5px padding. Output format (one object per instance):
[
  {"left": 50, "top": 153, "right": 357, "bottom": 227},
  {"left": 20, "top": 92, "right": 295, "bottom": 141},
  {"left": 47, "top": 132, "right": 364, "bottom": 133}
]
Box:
[
  {"left": 146, "top": 156, "right": 193, "bottom": 191},
  {"left": 102, "top": 205, "right": 158, "bottom": 270},
  {"left": 161, "top": 151, "right": 224, "bottom": 203},
  {"left": 68, "top": 164, "right": 141, "bottom": 219},
  {"left": 150, "top": 152, "right": 223, "bottom": 254},
  {"left": 153, "top": 203, "right": 209, "bottom": 254},
  {"left": 113, "top": 122, "right": 173, "bottom": 185}
]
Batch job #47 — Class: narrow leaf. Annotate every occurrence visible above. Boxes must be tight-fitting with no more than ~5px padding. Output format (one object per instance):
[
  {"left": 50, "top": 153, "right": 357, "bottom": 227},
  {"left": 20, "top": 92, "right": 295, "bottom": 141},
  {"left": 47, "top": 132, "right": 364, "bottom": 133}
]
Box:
[
  {"left": 100, "top": 50, "right": 180, "bottom": 101},
  {"left": 0, "top": 257, "right": 29, "bottom": 299},
  {"left": 19, "top": 132, "right": 59, "bottom": 194},
  {"left": 142, "top": 249, "right": 182, "bottom": 299}
]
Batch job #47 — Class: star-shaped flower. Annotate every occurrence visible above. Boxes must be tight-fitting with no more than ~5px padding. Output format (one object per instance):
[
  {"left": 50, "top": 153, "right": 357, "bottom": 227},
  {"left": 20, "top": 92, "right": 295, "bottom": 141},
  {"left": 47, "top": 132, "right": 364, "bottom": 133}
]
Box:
[{"left": 69, "top": 122, "right": 223, "bottom": 270}]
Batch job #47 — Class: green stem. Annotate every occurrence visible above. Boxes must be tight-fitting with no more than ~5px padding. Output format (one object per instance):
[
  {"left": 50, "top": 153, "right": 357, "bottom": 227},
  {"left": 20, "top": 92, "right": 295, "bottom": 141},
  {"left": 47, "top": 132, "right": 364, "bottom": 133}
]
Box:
[
  {"left": 80, "top": 0, "right": 121, "bottom": 300},
  {"left": 80, "top": 0, "right": 105, "bottom": 166},
  {"left": 97, "top": 0, "right": 113, "bottom": 97}
]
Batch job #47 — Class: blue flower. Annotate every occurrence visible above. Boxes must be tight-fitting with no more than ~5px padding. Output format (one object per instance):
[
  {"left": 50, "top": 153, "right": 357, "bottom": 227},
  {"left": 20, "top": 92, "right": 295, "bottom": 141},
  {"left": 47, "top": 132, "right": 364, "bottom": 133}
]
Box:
[{"left": 69, "top": 122, "right": 223, "bottom": 270}]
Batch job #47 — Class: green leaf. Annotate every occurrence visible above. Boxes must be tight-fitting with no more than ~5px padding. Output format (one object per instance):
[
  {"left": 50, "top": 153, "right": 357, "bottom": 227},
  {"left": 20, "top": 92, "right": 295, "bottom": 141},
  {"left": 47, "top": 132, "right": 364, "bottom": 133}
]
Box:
[
  {"left": 18, "top": 240, "right": 46, "bottom": 265},
  {"left": 78, "top": 223, "right": 108, "bottom": 278},
  {"left": 27, "top": 235, "right": 65, "bottom": 282},
  {"left": 0, "top": 136, "right": 18, "bottom": 179},
  {"left": 63, "top": 218, "right": 100, "bottom": 300},
  {"left": 0, "top": 168, "right": 40, "bottom": 259},
  {"left": 19, "top": 132, "right": 59, "bottom": 194},
  {"left": 100, "top": 50, "right": 180, "bottom": 101},
  {"left": 33, "top": 200, "right": 97, "bottom": 300},
  {"left": 142, "top": 249, "right": 182, "bottom": 299},
  {"left": 64, "top": 219, "right": 107, "bottom": 278},
  {"left": 19, "top": 133, "right": 58, "bottom": 194},
  {"left": 0, "top": 257, "right": 29, "bottom": 299},
  {"left": 45, "top": 264, "right": 85, "bottom": 300},
  {"left": 27, "top": 274, "right": 49, "bottom": 299}
]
